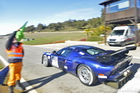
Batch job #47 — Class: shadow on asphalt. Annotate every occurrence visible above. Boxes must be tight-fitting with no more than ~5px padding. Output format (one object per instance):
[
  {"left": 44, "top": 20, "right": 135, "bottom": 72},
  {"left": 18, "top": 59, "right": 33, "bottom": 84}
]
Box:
[
  {"left": 22, "top": 71, "right": 66, "bottom": 93},
  {"left": 130, "top": 63, "right": 140, "bottom": 79}
]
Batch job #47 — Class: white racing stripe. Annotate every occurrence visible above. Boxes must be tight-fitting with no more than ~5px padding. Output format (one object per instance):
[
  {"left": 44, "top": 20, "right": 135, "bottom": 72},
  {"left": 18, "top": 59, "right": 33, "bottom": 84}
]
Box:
[{"left": 0, "top": 55, "right": 38, "bottom": 93}]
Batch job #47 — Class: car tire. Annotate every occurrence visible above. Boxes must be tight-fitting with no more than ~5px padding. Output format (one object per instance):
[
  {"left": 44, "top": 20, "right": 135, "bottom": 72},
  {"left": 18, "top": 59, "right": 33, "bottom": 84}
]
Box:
[
  {"left": 121, "top": 43, "right": 125, "bottom": 47},
  {"left": 77, "top": 64, "right": 97, "bottom": 86},
  {"left": 108, "top": 43, "right": 112, "bottom": 46},
  {"left": 42, "top": 55, "right": 51, "bottom": 67},
  {"left": 108, "top": 44, "right": 112, "bottom": 46}
]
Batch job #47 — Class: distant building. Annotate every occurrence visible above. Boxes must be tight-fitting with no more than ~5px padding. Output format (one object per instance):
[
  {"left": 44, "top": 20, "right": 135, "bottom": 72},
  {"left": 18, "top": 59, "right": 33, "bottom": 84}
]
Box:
[{"left": 99, "top": 0, "right": 140, "bottom": 25}]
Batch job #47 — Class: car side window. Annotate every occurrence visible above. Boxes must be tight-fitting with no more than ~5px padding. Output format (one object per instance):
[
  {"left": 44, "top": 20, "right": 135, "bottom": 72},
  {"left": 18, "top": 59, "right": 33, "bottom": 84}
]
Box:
[
  {"left": 57, "top": 49, "right": 72, "bottom": 57},
  {"left": 84, "top": 48, "right": 105, "bottom": 55},
  {"left": 125, "top": 30, "right": 128, "bottom": 36}
]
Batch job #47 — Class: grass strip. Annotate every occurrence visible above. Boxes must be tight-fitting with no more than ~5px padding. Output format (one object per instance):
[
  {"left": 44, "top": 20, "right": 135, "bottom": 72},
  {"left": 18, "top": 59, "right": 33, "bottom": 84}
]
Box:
[
  {"left": 24, "top": 32, "right": 87, "bottom": 45},
  {"left": 0, "top": 61, "right": 4, "bottom": 70}
]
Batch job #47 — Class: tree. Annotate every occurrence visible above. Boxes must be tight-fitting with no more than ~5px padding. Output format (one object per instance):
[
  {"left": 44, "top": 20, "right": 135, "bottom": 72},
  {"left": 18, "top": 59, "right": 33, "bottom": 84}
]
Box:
[
  {"left": 101, "top": 9, "right": 105, "bottom": 25},
  {"left": 90, "top": 25, "right": 111, "bottom": 36},
  {"left": 36, "top": 23, "right": 45, "bottom": 31},
  {"left": 87, "top": 17, "right": 102, "bottom": 28},
  {"left": 25, "top": 25, "right": 35, "bottom": 32},
  {"left": 75, "top": 20, "right": 87, "bottom": 29},
  {"left": 84, "top": 29, "right": 91, "bottom": 38}
]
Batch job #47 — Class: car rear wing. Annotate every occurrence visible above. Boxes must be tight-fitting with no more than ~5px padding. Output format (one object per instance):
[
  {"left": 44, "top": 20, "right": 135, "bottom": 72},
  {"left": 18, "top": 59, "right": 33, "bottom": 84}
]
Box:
[{"left": 96, "top": 46, "right": 137, "bottom": 62}]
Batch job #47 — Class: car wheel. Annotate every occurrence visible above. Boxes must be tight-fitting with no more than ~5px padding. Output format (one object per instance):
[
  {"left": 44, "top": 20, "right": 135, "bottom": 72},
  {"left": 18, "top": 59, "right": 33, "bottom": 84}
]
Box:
[
  {"left": 121, "top": 43, "right": 125, "bottom": 47},
  {"left": 77, "top": 64, "right": 97, "bottom": 86},
  {"left": 42, "top": 55, "right": 50, "bottom": 67},
  {"left": 108, "top": 43, "right": 111, "bottom": 46}
]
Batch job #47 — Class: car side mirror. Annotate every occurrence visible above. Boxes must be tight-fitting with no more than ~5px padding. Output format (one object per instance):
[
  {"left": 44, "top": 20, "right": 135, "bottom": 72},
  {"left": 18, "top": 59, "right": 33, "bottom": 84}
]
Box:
[{"left": 52, "top": 51, "right": 56, "bottom": 54}]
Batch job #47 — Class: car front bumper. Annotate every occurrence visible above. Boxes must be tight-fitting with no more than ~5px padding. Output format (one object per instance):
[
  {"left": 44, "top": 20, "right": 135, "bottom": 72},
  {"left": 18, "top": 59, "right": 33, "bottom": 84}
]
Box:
[{"left": 107, "top": 41, "right": 125, "bottom": 45}]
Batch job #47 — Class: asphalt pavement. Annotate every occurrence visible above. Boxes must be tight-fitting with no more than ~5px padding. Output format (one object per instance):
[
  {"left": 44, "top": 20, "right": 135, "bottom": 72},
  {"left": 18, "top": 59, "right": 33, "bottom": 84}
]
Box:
[{"left": 0, "top": 40, "right": 140, "bottom": 93}]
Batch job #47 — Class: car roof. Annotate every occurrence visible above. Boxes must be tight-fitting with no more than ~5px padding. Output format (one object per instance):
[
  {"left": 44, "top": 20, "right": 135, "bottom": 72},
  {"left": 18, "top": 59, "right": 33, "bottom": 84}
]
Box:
[{"left": 66, "top": 45, "right": 96, "bottom": 50}]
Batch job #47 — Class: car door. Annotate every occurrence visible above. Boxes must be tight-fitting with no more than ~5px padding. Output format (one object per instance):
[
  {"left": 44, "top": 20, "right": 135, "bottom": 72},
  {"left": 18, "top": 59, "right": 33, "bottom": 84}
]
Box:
[
  {"left": 125, "top": 29, "right": 135, "bottom": 44},
  {"left": 51, "top": 48, "right": 72, "bottom": 70},
  {"left": 124, "top": 29, "right": 129, "bottom": 44}
]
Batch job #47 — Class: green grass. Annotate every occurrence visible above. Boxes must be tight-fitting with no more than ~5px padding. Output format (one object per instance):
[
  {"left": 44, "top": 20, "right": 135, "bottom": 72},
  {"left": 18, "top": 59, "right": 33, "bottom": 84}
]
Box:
[
  {"left": 0, "top": 62, "right": 4, "bottom": 70},
  {"left": 23, "top": 32, "right": 87, "bottom": 45},
  {"left": 23, "top": 32, "right": 104, "bottom": 45},
  {"left": 87, "top": 36, "right": 103, "bottom": 41}
]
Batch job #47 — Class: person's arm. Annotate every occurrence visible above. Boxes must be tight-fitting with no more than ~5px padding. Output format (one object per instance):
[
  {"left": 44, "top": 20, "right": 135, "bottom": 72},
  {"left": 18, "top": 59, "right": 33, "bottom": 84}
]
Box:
[
  {"left": 22, "top": 49, "right": 24, "bottom": 57},
  {"left": 6, "top": 31, "right": 17, "bottom": 50}
]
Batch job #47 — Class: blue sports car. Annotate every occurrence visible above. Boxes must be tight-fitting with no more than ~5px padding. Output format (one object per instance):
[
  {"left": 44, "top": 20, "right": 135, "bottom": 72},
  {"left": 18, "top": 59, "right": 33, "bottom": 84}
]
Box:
[{"left": 41, "top": 45, "right": 136, "bottom": 86}]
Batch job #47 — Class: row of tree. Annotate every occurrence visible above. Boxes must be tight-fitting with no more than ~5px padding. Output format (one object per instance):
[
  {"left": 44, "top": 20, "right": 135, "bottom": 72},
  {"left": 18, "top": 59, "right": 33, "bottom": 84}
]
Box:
[
  {"left": 25, "top": 10, "right": 116, "bottom": 38},
  {"left": 25, "top": 17, "right": 105, "bottom": 32}
]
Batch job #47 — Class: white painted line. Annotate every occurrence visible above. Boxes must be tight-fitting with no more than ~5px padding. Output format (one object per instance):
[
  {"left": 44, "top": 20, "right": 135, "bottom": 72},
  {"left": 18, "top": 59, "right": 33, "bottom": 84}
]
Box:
[
  {"left": 20, "top": 77, "right": 38, "bottom": 93},
  {"left": 0, "top": 55, "right": 9, "bottom": 66},
  {"left": 133, "top": 57, "right": 140, "bottom": 59},
  {"left": 0, "top": 55, "right": 38, "bottom": 93}
]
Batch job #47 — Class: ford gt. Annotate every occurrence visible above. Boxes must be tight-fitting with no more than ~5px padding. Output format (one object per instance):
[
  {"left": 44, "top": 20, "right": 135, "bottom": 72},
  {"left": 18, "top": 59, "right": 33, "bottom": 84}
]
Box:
[{"left": 41, "top": 45, "right": 136, "bottom": 86}]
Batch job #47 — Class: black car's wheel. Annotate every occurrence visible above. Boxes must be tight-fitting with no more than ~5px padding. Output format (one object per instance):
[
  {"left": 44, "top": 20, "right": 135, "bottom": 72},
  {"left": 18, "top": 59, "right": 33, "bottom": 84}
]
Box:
[
  {"left": 77, "top": 64, "right": 97, "bottom": 86},
  {"left": 42, "top": 55, "right": 50, "bottom": 67}
]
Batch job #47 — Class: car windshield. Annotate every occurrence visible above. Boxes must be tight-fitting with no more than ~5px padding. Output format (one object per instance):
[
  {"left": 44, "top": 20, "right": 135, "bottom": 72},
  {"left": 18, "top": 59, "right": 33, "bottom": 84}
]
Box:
[
  {"left": 83, "top": 48, "right": 105, "bottom": 56},
  {"left": 111, "top": 30, "right": 124, "bottom": 36}
]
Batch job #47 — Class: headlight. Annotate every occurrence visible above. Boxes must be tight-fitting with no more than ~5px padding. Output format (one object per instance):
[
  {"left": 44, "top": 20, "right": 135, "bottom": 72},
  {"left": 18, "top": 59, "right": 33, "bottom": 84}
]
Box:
[
  {"left": 127, "top": 70, "right": 131, "bottom": 74},
  {"left": 123, "top": 71, "right": 128, "bottom": 77}
]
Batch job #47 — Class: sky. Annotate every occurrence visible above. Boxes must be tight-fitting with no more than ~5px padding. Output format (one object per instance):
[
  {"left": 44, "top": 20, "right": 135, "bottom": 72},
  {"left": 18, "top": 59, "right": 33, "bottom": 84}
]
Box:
[{"left": 0, "top": 0, "right": 104, "bottom": 35}]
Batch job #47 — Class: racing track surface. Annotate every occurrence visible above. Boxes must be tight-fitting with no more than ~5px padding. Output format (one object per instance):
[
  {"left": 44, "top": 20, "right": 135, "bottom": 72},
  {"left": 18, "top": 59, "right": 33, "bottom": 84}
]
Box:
[
  {"left": 1, "top": 38, "right": 140, "bottom": 93},
  {"left": 21, "top": 45, "right": 117, "bottom": 93}
]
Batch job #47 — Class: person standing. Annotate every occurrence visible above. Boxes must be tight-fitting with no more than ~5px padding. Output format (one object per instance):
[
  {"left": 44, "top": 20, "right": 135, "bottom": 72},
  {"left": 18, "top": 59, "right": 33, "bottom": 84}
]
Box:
[{"left": 5, "top": 30, "right": 25, "bottom": 93}]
